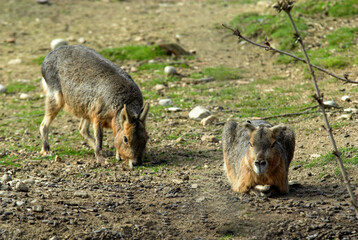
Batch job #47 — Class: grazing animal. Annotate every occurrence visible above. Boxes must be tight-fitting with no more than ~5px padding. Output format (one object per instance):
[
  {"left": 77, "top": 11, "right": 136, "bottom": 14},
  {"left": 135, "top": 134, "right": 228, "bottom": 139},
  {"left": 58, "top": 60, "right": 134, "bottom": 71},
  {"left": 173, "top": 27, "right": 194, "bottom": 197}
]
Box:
[
  {"left": 222, "top": 120, "right": 295, "bottom": 194},
  {"left": 40, "top": 45, "right": 149, "bottom": 167}
]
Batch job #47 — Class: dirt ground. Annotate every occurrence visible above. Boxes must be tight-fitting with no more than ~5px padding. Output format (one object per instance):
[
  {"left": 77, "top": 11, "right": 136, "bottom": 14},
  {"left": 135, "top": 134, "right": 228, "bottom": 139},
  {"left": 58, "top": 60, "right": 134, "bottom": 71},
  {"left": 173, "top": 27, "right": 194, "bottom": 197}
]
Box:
[{"left": 0, "top": 0, "right": 358, "bottom": 239}]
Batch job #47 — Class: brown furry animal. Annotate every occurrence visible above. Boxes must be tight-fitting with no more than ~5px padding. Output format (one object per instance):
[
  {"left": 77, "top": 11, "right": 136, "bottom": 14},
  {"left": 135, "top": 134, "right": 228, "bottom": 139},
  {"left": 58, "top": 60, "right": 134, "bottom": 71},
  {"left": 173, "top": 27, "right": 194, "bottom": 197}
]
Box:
[
  {"left": 40, "top": 45, "right": 149, "bottom": 167},
  {"left": 222, "top": 120, "right": 295, "bottom": 195}
]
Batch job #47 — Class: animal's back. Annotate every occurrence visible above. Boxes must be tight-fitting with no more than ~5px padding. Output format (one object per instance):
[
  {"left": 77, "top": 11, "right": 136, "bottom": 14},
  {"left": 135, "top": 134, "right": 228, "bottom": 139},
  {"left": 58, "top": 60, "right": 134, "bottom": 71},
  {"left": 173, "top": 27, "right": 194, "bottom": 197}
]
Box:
[{"left": 41, "top": 45, "right": 143, "bottom": 119}]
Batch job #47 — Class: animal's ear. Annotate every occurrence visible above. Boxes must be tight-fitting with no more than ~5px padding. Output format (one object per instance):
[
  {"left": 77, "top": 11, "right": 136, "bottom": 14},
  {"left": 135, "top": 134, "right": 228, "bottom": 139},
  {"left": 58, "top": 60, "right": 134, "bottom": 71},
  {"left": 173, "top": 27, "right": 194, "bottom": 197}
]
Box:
[
  {"left": 139, "top": 102, "right": 150, "bottom": 123},
  {"left": 244, "top": 120, "right": 257, "bottom": 132},
  {"left": 270, "top": 124, "right": 287, "bottom": 139},
  {"left": 120, "top": 104, "right": 133, "bottom": 126}
]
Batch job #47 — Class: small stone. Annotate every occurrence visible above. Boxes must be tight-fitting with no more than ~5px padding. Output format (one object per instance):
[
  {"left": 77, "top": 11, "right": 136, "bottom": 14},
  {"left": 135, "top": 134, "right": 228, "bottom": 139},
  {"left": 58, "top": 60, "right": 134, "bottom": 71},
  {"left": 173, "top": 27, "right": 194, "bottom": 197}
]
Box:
[
  {"left": 201, "top": 135, "right": 219, "bottom": 143},
  {"left": 167, "top": 107, "right": 182, "bottom": 112},
  {"left": 78, "top": 37, "right": 86, "bottom": 44},
  {"left": 2, "top": 173, "right": 12, "bottom": 183},
  {"left": 49, "top": 236, "right": 59, "bottom": 240},
  {"left": 37, "top": 0, "right": 49, "bottom": 4},
  {"left": 164, "top": 66, "right": 177, "bottom": 76},
  {"left": 196, "top": 196, "right": 206, "bottom": 203},
  {"left": 8, "top": 59, "right": 22, "bottom": 65},
  {"left": 175, "top": 137, "right": 184, "bottom": 143},
  {"left": 344, "top": 108, "right": 358, "bottom": 114},
  {"left": 191, "top": 184, "right": 198, "bottom": 189},
  {"left": 323, "top": 100, "right": 339, "bottom": 108},
  {"left": 74, "top": 191, "right": 89, "bottom": 198},
  {"left": 32, "top": 205, "right": 44, "bottom": 212},
  {"left": 337, "top": 114, "right": 352, "bottom": 120},
  {"left": 189, "top": 106, "right": 211, "bottom": 120},
  {"left": 310, "top": 154, "right": 321, "bottom": 159},
  {"left": 16, "top": 201, "right": 26, "bottom": 206},
  {"left": 130, "top": 66, "right": 138, "bottom": 72},
  {"left": 23, "top": 178, "right": 35, "bottom": 186},
  {"left": 15, "top": 182, "right": 29, "bottom": 192},
  {"left": 50, "top": 39, "right": 67, "bottom": 50},
  {"left": 159, "top": 99, "right": 172, "bottom": 106},
  {"left": 0, "top": 84, "right": 7, "bottom": 93},
  {"left": 6, "top": 37, "right": 16, "bottom": 43},
  {"left": 199, "top": 77, "right": 215, "bottom": 83},
  {"left": 200, "top": 115, "right": 217, "bottom": 126},
  {"left": 153, "top": 84, "right": 166, "bottom": 91},
  {"left": 341, "top": 96, "right": 351, "bottom": 102},
  {"left": 20, "top": 93, "right": 31, "bottom": 100},
  {"left": 172, "top": 179, "right": 183, "bottom": 184},
  {"left": 292, "top": 165, "right": 301, "bottom": 170}
]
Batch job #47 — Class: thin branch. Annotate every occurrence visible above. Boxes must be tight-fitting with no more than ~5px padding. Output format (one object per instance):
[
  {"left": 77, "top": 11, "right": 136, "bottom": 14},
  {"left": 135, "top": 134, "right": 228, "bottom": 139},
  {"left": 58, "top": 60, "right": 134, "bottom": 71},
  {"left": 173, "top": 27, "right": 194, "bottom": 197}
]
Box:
[
  {"left": 281, "top": 0, "right": 358, "bottom": 216},
  {"left": 221, "top": 24, "right": 358, "bottom": 85},
  {"left": 260, "top": 109, "right": 317, "bottom": 120}
]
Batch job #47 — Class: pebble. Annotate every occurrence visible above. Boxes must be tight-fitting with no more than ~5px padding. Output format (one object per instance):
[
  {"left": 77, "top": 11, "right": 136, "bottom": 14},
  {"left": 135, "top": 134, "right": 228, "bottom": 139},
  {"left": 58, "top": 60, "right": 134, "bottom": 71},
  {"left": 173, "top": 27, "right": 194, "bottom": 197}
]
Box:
[
  {"left": 189, "top": 106, "right": 211, "bottom": 120},
  {"left": 19, "top": 93, "right": 31, "bottom": 100},
  {"left": 153, "top": 84, "right": 166, "bottom": 91},
  {"left": 16, "top": 201, "right": 26, "bottom": 206},
  {"left": 32, "top": 205, "right": 44, "bottom": 212},
  {"left": 344, "top": 108, "right": 358, "bottom": 114},
  {"left": 172, "top": 179, "right": 183, "bottom": 184},
  {"left": 164, "top": 66, "right": 177, "bottom": 76},
  {"left": 167, "top": 107, "right": 182, "bottom": 112},
  {"left": 200, "top": 115, "right": 217, "bottom": 126},
  {"left": 337, "top": 114, "right": 352, "bottom": 120},
  {"left": 23, "top": 178, "right": 35, "bottom": 186},
  {"left": 6, "top": 37, "right": 16, "bottom": 43},
  {"left": 199, "top": 77, "right": 215, "bottom": 83},
  {"left": 37, "top": 0, "right": 49, "bottom": 4},
  {"left": 159, "top": 99, "right": 172, "bottom": 106},
  {"left": 8, "top": 59, "right": 22, "bottom": 65},
  {"left": 50, "top": 39, "right": 67, "bottom": 50},
  {"left": 15, "top": 182, "right": 29, "bottom": 192},
  {"left": 74, "top": 191, "right": 89, "bottom": 198},
  {"left": 201, "top": 135, "right": 219, "bottom": 143},
  {"left": 341, "top": 96, "right": 350, "bottom": 102},
  {"left": 78, "top": 37, "right": 86, "bottom": 44},
  {"left": 196, "top": 196, "right": 206, "bottom": 203},
  {"left": 49, "top": 236, "right": 59, "bottom": 240},
  {"left": 0, "top": 84, "right": 7, "bottom": 93},
  {"left": 191, "top": 184, "right": 198, "bottom": 189},
  {"left": 323, "top": 100, "right": 339, "bottom": 108},
  {"left": 2, "top": 173, "right": 12, "bottom": 183}
]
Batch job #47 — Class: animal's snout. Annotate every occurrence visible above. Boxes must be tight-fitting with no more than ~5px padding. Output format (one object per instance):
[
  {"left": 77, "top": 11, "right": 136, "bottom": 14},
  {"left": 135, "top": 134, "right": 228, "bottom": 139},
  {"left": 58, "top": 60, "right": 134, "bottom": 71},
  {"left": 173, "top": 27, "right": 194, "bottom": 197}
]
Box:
[
  {"left": 253, "top": 159, "right": 268, "bottom": 174},
  {"left": 254, "top": 160, "right": 267, "bottom": 168}
]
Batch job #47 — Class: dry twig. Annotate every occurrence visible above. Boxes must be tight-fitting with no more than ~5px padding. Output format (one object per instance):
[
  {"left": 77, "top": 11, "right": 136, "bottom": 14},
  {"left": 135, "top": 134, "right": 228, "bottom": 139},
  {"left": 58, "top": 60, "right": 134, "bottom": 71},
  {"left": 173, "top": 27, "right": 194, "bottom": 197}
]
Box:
[{"left": 221, "top": 24, "right": 358, "bottom": 85}]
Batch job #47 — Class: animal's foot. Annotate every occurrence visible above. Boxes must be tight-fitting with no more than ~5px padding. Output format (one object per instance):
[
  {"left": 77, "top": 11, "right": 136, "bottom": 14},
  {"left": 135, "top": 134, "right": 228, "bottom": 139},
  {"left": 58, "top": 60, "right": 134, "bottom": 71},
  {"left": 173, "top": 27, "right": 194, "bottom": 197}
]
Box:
[
  {"left": 40, "top": 149, "right": 51, "bottom": 157},
  {"left": 251, "top": 185, "right": 278, "bottom": 198}
]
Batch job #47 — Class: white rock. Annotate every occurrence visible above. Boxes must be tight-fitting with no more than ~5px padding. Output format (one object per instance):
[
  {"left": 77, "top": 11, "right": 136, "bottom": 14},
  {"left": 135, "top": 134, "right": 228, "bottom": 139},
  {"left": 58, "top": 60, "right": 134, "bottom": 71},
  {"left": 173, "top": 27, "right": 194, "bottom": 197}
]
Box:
[
  {"left": 8, "top": 59, "right": 22, "bottom": 65},
  {"left": 23, "top": 178, "right": 36, "bottom": 186},
  {"left": 159, "top": 99, "right": 172, "bottom": 106},
  {"left": 201, "top": 135, "right": 219, "bottom": 143},
  {"left": 15, "top": 182, "right": 29, "bottom": 192},
  {"left": 196, "top": 196, "right": 206, "bottom": 203},
  {"left": 19, "top": 93, "right": 31, "bottom": 100},
  {"left": 78, "top": 37, "right": 86, "bottom": 44},
  {"left": 191, "top": 184, "right": 198, "bottom": 189},
  {"left": 16, "top": 201, "right": 26, "bottom": 206},
  {"left": 164, "top": 66, "right": 177, "bottom": 76},
  {"left": 154, "top": 84, "right": 166, "bottom": 91},
  {"left": 32, "top": 205, "right": 44, "bottom": 212},
  {"left": 337, "top": 114, "right": 352, "bottom": 120},
  {"left": 341, "top": 96, "right": 351, "bottom": 102},
  {"left": 50, "top": 39, "right": 67, "bottom": 50},
  {"left": 344, "top": 108, "right": 358, "bottom": 114},
  {"left": 2, "top": 173, "right": 12, "bottom": 183},
  {"left": 74, "top": 191, "right": 89, "bottom": 198},
  {"left": 167, "top": 107, "right": 182, "bottom": 112},
  {"left": 200, "top": 115, "right": 217, "bottom": 126},
  {"left": 323, "top": 100, "right": 339, "bottom": 108},
  {"left": 189, "top": 106, "right": 211, "bottom": 120},
  {"left": 0, "top": 84, "right": 7, "bottom": 93},
  {"left": 172, "top": 179, "right": 183, "bottom": 184}
]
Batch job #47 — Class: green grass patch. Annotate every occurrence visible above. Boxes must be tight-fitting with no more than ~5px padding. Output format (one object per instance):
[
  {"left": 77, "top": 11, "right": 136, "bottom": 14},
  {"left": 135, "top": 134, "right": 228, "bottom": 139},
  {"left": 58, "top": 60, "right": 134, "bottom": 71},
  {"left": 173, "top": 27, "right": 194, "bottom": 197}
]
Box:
[
  {"left": 33, "top": 56, "right": 45, "bottom": 66},
  {"left": 136, "top": 163, "right": 167, "bottom": 173},
  {"left": 326, "top": 27, "right": 358, "bottom": 49},
  {"left": 305, "top": 147, "right": 358, "bottom": 168},
  {"left": 191, "top": 66, "right": 243, "bottom": 81},
  {"left": 0, "top": 155, "right": 21, "bottom": 167},
  {"left": 295, "top": 0, "right": 358, "bottom": 17},
  {"left": 230, "top": 12, "right": 307, "bottom": 50},
  {"left": 100, "top": 45, "right": 167, "bottom": 62},
  {"left": 6, "top": 82, "right": 36, "bottom": 93}
]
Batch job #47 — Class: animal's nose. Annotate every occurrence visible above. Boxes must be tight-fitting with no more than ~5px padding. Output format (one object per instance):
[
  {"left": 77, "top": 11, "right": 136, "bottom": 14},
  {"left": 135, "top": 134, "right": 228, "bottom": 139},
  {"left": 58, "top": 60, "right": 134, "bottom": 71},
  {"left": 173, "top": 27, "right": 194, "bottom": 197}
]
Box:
[{"left": 254, "top": 160, "right": 267, "bottom": 168}]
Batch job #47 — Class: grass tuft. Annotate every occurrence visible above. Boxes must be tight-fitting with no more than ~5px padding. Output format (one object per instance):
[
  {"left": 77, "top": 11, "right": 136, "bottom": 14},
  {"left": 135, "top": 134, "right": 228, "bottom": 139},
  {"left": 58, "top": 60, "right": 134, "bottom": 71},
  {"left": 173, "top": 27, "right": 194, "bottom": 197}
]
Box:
[{"left": 100, "top": 45, "right": 167, "bottom": 62}]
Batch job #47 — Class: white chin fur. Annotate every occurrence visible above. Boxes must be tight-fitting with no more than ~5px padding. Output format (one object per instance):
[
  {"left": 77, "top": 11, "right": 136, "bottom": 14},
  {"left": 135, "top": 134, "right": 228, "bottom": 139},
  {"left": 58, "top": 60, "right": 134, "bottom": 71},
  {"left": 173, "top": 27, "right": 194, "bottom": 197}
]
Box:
[{"left": 128, "top": 160, "right": 133, "bottom": 169}]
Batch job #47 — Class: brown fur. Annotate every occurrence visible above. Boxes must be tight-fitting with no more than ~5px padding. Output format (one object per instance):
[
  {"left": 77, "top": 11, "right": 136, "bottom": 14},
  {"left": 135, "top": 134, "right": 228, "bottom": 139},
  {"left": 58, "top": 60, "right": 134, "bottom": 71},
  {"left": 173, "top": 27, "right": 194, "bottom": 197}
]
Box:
[
  {"left": 39, "top": 45, "right": 149, "bottom": 167},
  {"left": 222, "top": 120, "right": 295, "bottom": 195}
]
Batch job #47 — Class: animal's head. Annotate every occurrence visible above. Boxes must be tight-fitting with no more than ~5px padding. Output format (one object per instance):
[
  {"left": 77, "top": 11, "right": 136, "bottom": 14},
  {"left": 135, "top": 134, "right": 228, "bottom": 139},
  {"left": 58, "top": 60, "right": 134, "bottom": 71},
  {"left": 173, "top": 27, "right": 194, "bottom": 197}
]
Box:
[
  {"left": 244, "top": 121, "right": 286, "bottom": 175},
  {"left": 115, "top": 103, "right": 149, "bottom": 168}
]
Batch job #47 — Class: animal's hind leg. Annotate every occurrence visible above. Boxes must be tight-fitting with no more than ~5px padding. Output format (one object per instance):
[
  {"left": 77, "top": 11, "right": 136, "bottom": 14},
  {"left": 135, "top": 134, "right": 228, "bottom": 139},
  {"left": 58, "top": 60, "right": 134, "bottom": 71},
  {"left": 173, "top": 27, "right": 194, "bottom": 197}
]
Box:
[
  {"left": 78, "top": 118, "right": 96, "bottom": 149},
  {"left": 40, "top": 91, "right": 64, "bottom": 156}
]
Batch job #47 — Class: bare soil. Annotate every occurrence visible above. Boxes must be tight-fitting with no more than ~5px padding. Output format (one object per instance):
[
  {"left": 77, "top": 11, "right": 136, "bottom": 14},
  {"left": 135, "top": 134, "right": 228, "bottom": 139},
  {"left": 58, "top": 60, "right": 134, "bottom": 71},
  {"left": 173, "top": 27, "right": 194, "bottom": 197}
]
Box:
[{"left": 0, "top": 0, "right": 358, "bottom": 239}]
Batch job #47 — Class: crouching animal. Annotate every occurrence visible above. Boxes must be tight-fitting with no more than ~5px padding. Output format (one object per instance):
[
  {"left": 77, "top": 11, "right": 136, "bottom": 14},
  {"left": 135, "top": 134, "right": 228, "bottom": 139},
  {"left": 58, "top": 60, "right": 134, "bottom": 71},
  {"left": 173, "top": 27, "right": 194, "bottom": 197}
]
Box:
[
  {"left": 40, "top": 45, "right": 149, "bottom": 168},
  {"left": 222, "top": 120, "right": 295, "bottom": 194}
]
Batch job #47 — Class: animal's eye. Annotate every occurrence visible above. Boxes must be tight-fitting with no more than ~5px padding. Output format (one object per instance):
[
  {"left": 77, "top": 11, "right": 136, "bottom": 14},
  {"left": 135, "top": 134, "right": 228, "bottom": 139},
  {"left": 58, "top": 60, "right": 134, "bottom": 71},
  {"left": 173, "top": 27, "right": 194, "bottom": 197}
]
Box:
[
  {"left": 123, "top": 136, "right": 128, "bottom": 144},
  {"left": 248, "top": 142, "right": 253, "bottom": 147}
]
